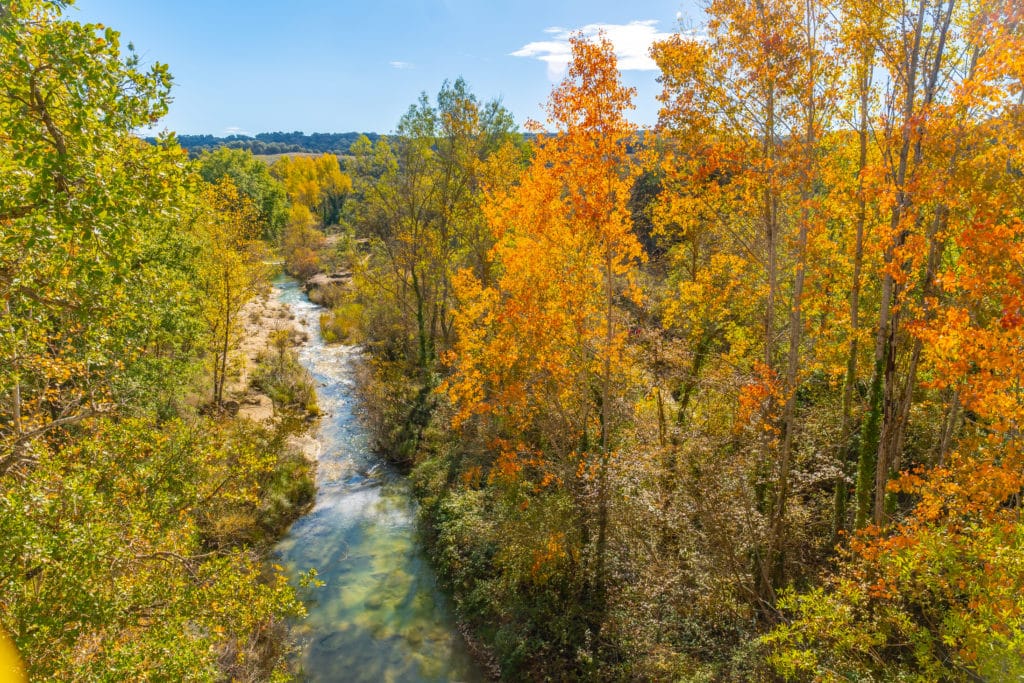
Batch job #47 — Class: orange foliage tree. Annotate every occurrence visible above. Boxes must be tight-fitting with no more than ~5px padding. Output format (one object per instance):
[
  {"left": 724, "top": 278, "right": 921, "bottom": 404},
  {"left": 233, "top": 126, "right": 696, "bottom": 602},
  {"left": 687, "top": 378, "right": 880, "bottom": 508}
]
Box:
[
  {"left": 652, "top": 0, "right": 841, "bottom": 603},
  {"left": 443, "top": 34, "right": 642, "bottom": 649}
]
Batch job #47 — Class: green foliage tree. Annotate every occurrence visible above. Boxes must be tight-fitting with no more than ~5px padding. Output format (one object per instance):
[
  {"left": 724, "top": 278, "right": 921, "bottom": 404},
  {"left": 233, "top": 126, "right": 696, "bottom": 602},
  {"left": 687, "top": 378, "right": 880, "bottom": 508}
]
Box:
[
  {"left": 1, "top": 0, "right": 177, "bottom": 469},
  {"left": 0, "top": 417, "right": 306, "bottom": 680},
  {"left": 198, "top": 147, "right": 289, "bottom": 242},
  {"left": 1, "top": 4, "right": 309, "bottom": 679},
  {"left": 347, "top": 78, "right": 522, "bottom": 461}
]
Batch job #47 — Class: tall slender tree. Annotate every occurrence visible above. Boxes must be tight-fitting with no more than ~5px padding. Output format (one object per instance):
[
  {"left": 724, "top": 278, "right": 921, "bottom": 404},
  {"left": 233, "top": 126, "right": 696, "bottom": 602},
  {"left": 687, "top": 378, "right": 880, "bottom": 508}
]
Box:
[{"left": 445, "top": 33, "right": 642, "bottom": 652}]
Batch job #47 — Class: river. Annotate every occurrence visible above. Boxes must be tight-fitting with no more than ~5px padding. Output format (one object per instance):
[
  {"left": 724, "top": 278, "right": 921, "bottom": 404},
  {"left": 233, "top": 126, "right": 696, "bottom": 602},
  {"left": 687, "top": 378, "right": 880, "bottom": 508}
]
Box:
[{"left": 271, "top": 277, "right": 483, "bottom": 683}]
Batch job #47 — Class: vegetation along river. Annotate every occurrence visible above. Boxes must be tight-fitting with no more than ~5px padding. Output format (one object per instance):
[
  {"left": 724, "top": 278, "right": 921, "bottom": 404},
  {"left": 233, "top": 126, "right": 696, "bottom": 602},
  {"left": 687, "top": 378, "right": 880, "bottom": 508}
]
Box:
[{"left": 272, "top": 277, "right": 482, "bottom": 682}]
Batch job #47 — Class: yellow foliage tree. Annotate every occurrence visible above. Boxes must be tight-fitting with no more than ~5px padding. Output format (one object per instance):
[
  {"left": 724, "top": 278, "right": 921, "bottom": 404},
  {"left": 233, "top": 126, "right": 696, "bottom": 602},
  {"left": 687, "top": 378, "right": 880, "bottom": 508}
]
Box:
[
  {"left": 271, "top": 153, "right": 352, "bottom": 226},
  {"left": 194, "top": 179, "right": 269, "bottom": 407}
]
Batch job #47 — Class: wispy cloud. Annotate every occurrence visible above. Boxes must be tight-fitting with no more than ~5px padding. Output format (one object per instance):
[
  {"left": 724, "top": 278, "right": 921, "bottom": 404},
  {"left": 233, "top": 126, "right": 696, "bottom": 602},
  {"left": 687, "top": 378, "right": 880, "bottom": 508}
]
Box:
[
  {"left": 389, "top": 60, "right": 415, "bottom": 70},
  {"left": 512, "top": 20, "right": 674, "bottom": 81},
  {"left": 223, "top": 126, "right": 252, "bottom": 137}
]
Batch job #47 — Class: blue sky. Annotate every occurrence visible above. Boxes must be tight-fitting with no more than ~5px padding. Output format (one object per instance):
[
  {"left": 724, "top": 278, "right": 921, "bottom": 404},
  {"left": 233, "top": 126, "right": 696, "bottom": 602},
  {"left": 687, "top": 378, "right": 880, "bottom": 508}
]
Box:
[{"left": 72, "top": 0, "right": 705, "bottom": 135}]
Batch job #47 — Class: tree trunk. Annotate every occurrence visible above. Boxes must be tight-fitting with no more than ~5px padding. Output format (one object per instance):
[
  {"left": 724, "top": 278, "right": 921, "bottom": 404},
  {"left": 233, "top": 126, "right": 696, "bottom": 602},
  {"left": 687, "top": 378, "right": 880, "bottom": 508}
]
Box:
[
  {"left": 591, "top": 246, "right": 614, "bottom": 656},
  {"left": 411, "top": 267, "right": 431, "bottom": 380},
  {"left": 833, "top": 62, "right": 871, "bottom": 540},
  {"left": 773, "top": 8, "right": 817, "bottom": 580},
  {"left": 217, "top": 271, "right": 231, "bottom": 406},
  {"left": 856, "top": 0, "right": 928, "bottom": 528}
]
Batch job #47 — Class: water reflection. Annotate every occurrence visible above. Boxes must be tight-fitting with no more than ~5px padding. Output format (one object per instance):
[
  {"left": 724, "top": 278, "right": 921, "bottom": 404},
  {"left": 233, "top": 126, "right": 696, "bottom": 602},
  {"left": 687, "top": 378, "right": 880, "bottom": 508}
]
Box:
[{"left": 273, "top": 277, "right": 481, "bottom": 683}]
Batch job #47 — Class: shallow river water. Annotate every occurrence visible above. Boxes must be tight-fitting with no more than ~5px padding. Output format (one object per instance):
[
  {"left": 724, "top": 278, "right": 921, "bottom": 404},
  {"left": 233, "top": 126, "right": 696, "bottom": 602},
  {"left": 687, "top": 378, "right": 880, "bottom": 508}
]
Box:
[{"left": 272, "top": 277, "right": 482, "bottom": 683}]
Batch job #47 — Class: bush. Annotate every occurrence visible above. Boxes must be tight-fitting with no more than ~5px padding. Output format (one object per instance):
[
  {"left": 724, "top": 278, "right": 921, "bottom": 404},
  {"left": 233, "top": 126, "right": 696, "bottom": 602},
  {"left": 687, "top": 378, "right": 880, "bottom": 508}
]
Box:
[
  {"left": 250, "top": 330, "right": 319, "bottom": 416},
  {"left": 257, "top": 440, "right": 317, "bottom": 538},
  {"left": 308, "top": 282, "right": 348, "bottom": 309},
  {"left": 281, "top": 204, "right": 327, "bottom": 281},
  {"left": 0, "top": 417, "right": 307, "bottom": 681},
  {"left": 286, "top": 246, "right": 321, "bottom": 280},
  {"left": 320, "top": 302, "right": 364, "bottom": 344}
]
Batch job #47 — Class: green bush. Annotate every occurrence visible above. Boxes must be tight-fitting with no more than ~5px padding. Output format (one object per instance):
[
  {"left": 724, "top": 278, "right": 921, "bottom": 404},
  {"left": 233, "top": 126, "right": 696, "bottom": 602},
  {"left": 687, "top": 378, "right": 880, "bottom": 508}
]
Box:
[
  {"left": 319, "top": 302, "right": 364, "bottom": 344},
  {"left": 0, "top": 417, "right": 307, "bottom": 681},
  {"left": 258, "top": 440, "right": 317, "bottom": 538}
]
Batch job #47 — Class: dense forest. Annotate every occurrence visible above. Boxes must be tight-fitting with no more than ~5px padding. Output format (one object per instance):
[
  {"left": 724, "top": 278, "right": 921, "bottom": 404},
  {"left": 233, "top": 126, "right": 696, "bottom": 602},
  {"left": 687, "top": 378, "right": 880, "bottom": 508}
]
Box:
[
  {"left": 306, "top": 1, "right": 1023, "bottom": 679},
  {"left": 4, "top": 0, "right": 1024, "bottom": 681},
  {"left": 0, "top": 2, "right": 322, "bottom": 679}
]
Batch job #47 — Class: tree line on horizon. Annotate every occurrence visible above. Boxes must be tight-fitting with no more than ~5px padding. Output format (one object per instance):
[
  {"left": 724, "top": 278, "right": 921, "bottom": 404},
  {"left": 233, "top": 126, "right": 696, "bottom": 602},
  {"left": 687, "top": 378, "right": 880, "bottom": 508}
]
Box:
[{"left": 165, "top": 131, "right": 383, "bottom": 158}]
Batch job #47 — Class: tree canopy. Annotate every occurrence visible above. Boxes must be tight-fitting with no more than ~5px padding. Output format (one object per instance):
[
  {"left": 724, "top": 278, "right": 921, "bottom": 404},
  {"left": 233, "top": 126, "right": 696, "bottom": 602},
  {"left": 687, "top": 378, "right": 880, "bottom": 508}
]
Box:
[{"left": 1, "top": 3, "right": 312, "bottom": 678}]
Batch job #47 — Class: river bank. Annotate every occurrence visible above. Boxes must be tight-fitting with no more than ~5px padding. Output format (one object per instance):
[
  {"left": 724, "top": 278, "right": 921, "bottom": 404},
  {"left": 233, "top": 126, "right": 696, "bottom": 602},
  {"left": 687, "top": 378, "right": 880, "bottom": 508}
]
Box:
[{"left": 232, "top": 289, "right": 320, "bottom": 458}]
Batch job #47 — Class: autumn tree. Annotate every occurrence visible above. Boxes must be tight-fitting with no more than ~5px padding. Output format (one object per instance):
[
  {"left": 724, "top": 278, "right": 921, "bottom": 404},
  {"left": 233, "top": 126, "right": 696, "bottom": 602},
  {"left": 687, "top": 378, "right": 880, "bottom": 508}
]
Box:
[
  {"left": 193, "top": 179, "right": 270, "bottom": 407},
  {"left": 826, "top": 0, "right": 886, "bottom": 540},
  {"left": 270, "top": 153, "right": 351, "bottom": 226},
  {"left": 0, "top": 0, "right": 181, "bottom": 470},
  {"left": 652, "top": 0, "right": 841, "bottom": 605},
  {"left": 343, "top": 0, "right": 1024, "bottom": 678},
  {"left": 444, "top": 34, "right": 642, "bottom": 663},
  {"left": 347, "top": 79, "right": 521, "bottom": 460},
  {"left": 0, "top": 4, "right": 306, "bottom": 679},
  {"left": 198, "top": 146, "right": 289, "bottom": 242},
  {"left": 834, "top": 0, "right": 1019, "bottom": 531},
  {"left": 280, "top": 203, "right": 327, "bottom": 280},
  {"left": 768, "top": 3, "right": 1024, "bottom": 676}
]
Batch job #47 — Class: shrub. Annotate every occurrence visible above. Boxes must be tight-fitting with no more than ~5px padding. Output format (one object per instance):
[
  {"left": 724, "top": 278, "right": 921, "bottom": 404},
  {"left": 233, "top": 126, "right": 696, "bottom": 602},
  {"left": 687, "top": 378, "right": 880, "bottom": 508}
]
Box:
[
  {"left": 250, "top": 330, "right": 319, "bottom": 416},
  {"left": 320, "top": 302, "right": 364, "bottom": 344}
]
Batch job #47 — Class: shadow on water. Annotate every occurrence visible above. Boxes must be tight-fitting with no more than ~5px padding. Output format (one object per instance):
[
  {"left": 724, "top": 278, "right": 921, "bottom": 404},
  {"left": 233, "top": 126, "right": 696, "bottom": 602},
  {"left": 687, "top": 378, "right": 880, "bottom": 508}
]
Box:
[{"left": 271, "top": 277, "right": 482, "bottom": 683}]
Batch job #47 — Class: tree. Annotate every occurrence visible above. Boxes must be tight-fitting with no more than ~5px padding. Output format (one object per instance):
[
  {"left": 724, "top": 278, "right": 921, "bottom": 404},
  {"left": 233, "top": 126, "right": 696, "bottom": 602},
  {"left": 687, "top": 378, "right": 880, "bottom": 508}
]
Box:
[
  {"left": 270, "top": 153, "right": 352, "bottom": 226},
  {"left": 1, "top": 5, "right": 306, "bottom": 679},
  {"left": 768, "top": 3, "right": 1024, "bottom": 678},
  {"left": 193, "top": 179, "right": 270, "bottom": 407},
  {"left": 828, "top": 0, "right": 884, "bottom": 540},
  {"left": 198, "top": 147, "right": 289, "bottom": 242},
  {"left": 1, "top": 0, "right": 179, "bottom": 471},
  {"left": 443, "top": 34, "right": 642, "bottom": 659},
  {"left": 652, "top": 0, "right": 840, "bottom": 604},
  {"left": 347, "top": 80, "right": 521, "bottom": 460},
  {"left": 850, "top": 0, "right": 982, "bottom": 529},
  {"left": 280, "top": 203, "right": 326, "bottom": 280}
]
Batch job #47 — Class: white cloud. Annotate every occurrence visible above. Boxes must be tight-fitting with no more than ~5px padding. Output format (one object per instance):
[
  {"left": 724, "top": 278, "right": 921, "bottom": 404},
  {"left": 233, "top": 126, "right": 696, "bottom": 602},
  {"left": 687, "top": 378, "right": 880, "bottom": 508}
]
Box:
[
  {"left": 511, "top": 20, "right": 673, "bottom": 81},
  {"left": 223, "top": 126, "right": 252, "bottom": 137},
  {"left": 389, "top": 60, "right": 415, "bottom": 70}
]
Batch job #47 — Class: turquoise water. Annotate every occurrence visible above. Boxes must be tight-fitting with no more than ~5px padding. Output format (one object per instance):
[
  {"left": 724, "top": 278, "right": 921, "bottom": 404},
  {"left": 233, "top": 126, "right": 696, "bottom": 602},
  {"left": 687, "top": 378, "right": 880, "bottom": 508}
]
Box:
[{"left": 272, "top": 278, "right": 482, "bottom": 683}]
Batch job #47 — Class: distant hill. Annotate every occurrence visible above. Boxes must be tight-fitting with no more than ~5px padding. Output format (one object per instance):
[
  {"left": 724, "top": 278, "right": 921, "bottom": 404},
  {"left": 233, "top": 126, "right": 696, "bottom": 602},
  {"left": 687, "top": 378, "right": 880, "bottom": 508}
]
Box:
[{"left": 160, "top": 131, "right": 382, "bottom": 158}]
